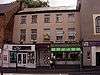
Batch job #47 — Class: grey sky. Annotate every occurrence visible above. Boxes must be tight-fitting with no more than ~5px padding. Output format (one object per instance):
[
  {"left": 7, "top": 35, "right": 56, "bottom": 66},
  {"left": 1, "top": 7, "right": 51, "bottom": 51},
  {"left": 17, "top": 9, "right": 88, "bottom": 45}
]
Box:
[{"left": 0, "top": 0, "right": 77, "bottom": 8}]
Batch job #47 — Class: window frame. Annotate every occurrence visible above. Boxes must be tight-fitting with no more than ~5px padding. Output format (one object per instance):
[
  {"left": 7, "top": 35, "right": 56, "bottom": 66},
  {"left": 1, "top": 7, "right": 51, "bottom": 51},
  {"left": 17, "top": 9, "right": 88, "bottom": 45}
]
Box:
[
  {"left": 20, "top": 16, "right": 27, "bottom": 24},
  {"left": 56, "top": 14, "right": 62, "bottom": 23},
  {"left": 44, "top": 14, "right": 50, "bottom": 23},
  {"left": 31, "top": 15, "right": 37, "bottom": 23}
]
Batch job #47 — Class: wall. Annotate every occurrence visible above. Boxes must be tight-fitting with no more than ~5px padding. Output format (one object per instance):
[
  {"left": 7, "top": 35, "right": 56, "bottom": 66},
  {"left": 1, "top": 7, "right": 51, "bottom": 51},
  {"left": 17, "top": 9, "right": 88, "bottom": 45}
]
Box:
[{"left": 13, "top": 11, "right": 80, "bottom": 44}]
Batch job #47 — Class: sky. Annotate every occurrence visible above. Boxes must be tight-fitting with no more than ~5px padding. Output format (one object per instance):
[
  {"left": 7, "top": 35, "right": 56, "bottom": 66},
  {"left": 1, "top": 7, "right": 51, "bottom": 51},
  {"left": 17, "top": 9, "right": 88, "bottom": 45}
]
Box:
[{"left": 0, "top": 0, "right": 77, "bottom": 8}]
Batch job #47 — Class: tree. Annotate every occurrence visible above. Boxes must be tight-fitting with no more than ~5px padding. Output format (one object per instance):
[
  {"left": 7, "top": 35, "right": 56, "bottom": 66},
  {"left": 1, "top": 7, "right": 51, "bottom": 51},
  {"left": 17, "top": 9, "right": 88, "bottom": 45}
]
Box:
[{"left": 22, "top": 0, "right": 49, "bottom": 8}]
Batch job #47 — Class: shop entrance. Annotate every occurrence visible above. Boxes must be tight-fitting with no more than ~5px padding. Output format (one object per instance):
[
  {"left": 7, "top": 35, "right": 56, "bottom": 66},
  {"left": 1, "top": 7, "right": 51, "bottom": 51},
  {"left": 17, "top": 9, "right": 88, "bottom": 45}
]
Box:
[
  {"left": 17, "top": 53, "right": 27, "bottom": 67},
  {"left": 96, "top": 52, "right": 100, "bottom": 66}
]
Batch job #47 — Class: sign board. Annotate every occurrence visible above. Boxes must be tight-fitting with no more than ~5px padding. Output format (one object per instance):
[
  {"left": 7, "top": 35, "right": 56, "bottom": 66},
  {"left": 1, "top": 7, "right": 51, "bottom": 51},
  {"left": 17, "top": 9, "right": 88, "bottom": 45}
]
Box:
[{"left": 51, "top": 47, "right": 81, "bottom": 52}]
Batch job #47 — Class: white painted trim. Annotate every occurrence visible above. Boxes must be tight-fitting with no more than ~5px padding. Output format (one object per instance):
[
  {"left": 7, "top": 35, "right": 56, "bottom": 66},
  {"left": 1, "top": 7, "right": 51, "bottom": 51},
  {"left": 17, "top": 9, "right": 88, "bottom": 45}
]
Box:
[
  {"left": 91, "top": 46, "right": 96, "bottom": 66},
  {"left": 93, "top": 14, "right": 100, "bottom": 35}
]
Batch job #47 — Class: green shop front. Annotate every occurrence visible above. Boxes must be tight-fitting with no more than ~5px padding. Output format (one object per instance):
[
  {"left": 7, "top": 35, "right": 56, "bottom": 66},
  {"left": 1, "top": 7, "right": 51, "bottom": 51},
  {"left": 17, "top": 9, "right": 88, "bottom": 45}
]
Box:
[{"left": 51, "top": 43, "right": 81, "bottom": 65}]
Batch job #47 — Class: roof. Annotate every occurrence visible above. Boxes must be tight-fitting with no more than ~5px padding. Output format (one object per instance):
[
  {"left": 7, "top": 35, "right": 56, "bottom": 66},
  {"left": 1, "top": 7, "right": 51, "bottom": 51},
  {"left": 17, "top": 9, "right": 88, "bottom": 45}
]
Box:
[
  {"left": 17, "top": 6, "right": 78, "bottom": 15},
  {"left": 0, "top": 3, "right": 11, "bottom": 14}
]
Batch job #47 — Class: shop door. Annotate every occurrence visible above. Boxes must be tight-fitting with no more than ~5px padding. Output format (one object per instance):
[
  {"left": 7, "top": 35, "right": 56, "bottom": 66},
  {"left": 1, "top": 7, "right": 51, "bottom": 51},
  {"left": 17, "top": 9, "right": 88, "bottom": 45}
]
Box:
[
  {"left": 39, "top": 51, "right": 50, "bottom": 66},
  {"left": 17, "top": 53, "right": 27, "bottom": 67},
  {"left": 96, "top": 52, "right": 100, "bottom": 66}
]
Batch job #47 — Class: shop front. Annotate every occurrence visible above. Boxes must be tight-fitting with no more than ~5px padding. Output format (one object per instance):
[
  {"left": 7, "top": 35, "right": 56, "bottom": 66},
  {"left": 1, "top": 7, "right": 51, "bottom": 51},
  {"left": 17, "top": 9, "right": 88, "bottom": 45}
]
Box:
[
  {"left": 51, "top": 43, "right": 81, "bottom": 65},
  {"left": 83, "top": 41, "right": 100, "bottom": 66},
  {"left": 3, "top": 44, "right": 36, "bottom": 68}
]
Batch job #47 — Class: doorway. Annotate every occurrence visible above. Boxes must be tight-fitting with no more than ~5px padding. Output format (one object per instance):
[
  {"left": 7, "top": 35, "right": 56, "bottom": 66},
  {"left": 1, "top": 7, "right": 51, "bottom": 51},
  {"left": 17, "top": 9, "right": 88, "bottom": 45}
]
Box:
[
  {"left": 17, "top": 53, "right": 27, "bottom": 67},
  {"left": 96, "top": 52, "right": 100, "bottom": 66}
]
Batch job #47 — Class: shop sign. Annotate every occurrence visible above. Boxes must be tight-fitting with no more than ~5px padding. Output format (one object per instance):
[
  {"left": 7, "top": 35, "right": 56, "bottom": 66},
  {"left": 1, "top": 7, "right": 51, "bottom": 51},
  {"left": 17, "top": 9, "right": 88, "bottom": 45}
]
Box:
[{"left": 51, "top": 47, "right": 81, "bottom": 52}]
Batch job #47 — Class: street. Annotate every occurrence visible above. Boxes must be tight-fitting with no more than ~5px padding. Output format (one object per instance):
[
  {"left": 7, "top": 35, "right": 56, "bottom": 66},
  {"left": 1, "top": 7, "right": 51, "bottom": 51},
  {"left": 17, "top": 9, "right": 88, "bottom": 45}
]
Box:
[{"left": 3, "top": 74, "right": 69, "bottom": 75}]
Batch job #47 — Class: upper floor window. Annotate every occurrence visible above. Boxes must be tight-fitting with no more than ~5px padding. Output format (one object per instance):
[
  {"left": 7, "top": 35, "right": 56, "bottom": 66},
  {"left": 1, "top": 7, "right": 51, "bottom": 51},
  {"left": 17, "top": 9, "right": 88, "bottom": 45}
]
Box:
[
  {"left": 56, "top": 14, "right": 62, "bottom": 23},
  {"left": 68, "top": 13, "right": 75, "bottom": 22},
  {"left": 21, "top": 16, "right": 26, "bottom": 24},
  {"left": 32, "top": 15, "right": 37, "bottom": 23},
  {"left": 20, "top": 29, "right": 26, "bottom": 41},
  {"left": 68, "top": 28, "right": 76, "bottom": 41},
  {"left": 95, "top": 16, "right": 100, "bottom": 33},
  {"left": 44, "top": 14, "right": 50, "bottom": 23},
  {"left": 43, "top": 28, "right": 50, "bottom": 41},
  {"left": 56, "top": 28, "right": 64, "bottom": 42},
  {"left": 31, "top": 29, "right": 37, "bottom": 40}
]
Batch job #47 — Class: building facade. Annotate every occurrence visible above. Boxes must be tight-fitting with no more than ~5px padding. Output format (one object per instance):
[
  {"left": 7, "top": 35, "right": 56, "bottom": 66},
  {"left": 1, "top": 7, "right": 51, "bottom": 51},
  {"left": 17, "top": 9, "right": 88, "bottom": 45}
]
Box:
[
  {"left": 13, "top": 7, "right": 81, "bottom": 67},
  {"left": 80, "top": 0, "right": 100, "bottom": 66},
  {"left": 0, "top": 1, "right": 22, "bottom": 48}
]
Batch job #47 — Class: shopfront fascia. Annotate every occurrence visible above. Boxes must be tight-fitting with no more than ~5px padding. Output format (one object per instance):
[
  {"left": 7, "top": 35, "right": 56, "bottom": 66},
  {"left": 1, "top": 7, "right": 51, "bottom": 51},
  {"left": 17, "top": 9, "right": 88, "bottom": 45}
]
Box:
[{"left": 51, "top": 43, "right": 81, "bottom": 65}]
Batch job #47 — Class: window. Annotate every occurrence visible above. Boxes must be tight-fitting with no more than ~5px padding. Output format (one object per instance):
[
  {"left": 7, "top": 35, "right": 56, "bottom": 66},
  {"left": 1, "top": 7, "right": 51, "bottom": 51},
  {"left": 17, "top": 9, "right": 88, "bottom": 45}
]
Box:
[
  {"left": 31, "top": 29, "right": 37, "bottom": 40},
  {"left": 68, "top": 28, "right": 76, "bottom": 41},
  {"left": 95, "top": 16, "right": 100, "bottom": 33},
  {"left": 56, "top": 28, "right": 64, "bottom": 42},
  {"left": 10, "top": 51, "right": 17, "bottom": 63},
  {"left": 20, "top": 29, "right": 26, "bottom": 41},
  {"left": 56, "top": 36, "right": 63, "bottom": 40},
  {"left": 21, "top": 16, "right": 26, "bottom": 24},
  {"left": 56, "top": 14, "right": 62, "bottom": 23},
  {"left": 44, "top": 28, "right": 50, "bottom": 41},
  {"left": 32, "top": 15, "right": 37, "bottom": 23},
  {"left": 52, "top": 52, "right": 80, "bottom": 61},
  {"left": 44, "top": 14, "right": 50, "bottom": 23},
  {"left": 27, "top": 52, "right": 35, "bottom": 64},
  {"left": 68, "top": 13, "right": 75, "bottom": 22}
]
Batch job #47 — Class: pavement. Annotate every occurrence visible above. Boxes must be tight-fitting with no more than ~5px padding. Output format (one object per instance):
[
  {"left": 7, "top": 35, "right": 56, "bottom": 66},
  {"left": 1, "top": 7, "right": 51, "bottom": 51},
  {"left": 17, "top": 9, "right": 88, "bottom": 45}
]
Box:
[
  {"left": 3, "top": 74, "right": 69, "bottom": 75},
  {"left": 1, "top": 65, "right": 100, "bottom": 75}
]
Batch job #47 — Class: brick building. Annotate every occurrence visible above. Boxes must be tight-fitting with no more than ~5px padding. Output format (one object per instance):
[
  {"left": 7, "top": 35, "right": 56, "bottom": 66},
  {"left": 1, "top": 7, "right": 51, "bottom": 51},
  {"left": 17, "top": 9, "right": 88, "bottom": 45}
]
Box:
[
  {"left": 13, "top": 7, "right": 81, "bottom": 66},
  {"left": 0, "top": 1, "right": 21, "bottom": 48}
]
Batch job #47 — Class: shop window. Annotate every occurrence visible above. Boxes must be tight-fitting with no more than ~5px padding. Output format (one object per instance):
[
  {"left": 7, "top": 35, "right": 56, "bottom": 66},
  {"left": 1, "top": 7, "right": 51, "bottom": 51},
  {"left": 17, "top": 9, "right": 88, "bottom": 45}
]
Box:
[
  {"left": 4, "top": 55, "right": 7, "bottom": 61},
  {"left": 18, "top": 54, "right": 22, "bottom": 64},
  {"left": 52, "top": 52, "right": 80, "bottom": 61},
  {"left": 27, "top": 52, "right": 35, "bottom": 64},
  {"left": 10, "top": 52, "right": 17, "bottom": 63}
]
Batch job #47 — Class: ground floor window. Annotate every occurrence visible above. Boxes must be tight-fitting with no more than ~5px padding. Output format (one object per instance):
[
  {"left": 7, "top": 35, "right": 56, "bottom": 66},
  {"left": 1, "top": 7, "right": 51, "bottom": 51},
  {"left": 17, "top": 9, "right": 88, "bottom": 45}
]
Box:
[
  {"left": 10, "top": 51, "right": 17, "bottom": 63},
  {"left": 27, "top": 52, "right": 35, "bottom": 64},
  {"left": 52, "top": 52, "right": 80, "bottom": 61}
]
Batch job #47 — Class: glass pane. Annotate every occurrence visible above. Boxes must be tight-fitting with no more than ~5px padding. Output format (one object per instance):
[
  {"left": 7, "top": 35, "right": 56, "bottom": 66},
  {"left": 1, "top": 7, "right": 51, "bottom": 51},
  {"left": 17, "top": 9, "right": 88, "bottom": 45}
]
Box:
[
  {"left": 27, "top": 52, "right": 34, "bottom": 64},
  {"left": 23, "top": 54, "right": 26, "bottom": 64},
  {"left": 10, "top": 52, "right": 17, "bottom": 63},
  {"left": 18, "top": 54, "right": 22, "bottom": 64}
]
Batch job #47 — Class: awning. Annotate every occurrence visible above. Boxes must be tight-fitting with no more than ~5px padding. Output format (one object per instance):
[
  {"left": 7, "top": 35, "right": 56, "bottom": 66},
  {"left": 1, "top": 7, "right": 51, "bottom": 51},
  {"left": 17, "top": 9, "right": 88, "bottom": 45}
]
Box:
[{"left": 51, "top": 47, "right": 81, "bottom": 52}]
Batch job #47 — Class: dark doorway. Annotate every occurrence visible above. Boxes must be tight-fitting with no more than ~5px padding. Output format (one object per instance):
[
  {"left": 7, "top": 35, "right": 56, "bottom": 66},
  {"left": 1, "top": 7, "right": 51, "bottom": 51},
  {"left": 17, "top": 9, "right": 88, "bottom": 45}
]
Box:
[{"left": 96, "top": 52, "right": 100, "bottom": 66}]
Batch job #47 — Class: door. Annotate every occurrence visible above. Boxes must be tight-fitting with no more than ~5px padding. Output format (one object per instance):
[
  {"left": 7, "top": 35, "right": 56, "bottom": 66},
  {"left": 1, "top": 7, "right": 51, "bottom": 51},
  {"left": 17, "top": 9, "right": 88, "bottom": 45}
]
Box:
[
  {"left": 17, "top": 53, "right": 27, "bottom": 67},
  {"left": 39, "top": 51, "right": 50, "bottom": 66},
  {"left": 96, "top": 52, "right": 100, "bottom": 66}
]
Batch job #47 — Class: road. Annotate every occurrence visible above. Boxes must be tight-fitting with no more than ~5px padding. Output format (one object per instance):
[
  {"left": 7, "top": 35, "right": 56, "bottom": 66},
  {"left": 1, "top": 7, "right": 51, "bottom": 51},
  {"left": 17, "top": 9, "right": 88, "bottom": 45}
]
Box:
[{"left": 3, "top": 73, "right": 69, "bottom": 75}]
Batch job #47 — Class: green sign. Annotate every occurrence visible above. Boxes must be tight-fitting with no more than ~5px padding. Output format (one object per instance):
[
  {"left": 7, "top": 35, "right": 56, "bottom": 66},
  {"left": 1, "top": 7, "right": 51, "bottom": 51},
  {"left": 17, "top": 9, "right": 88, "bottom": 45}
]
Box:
[{"left": 51, "top": 47, "right": 81, "bottom": 52}]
